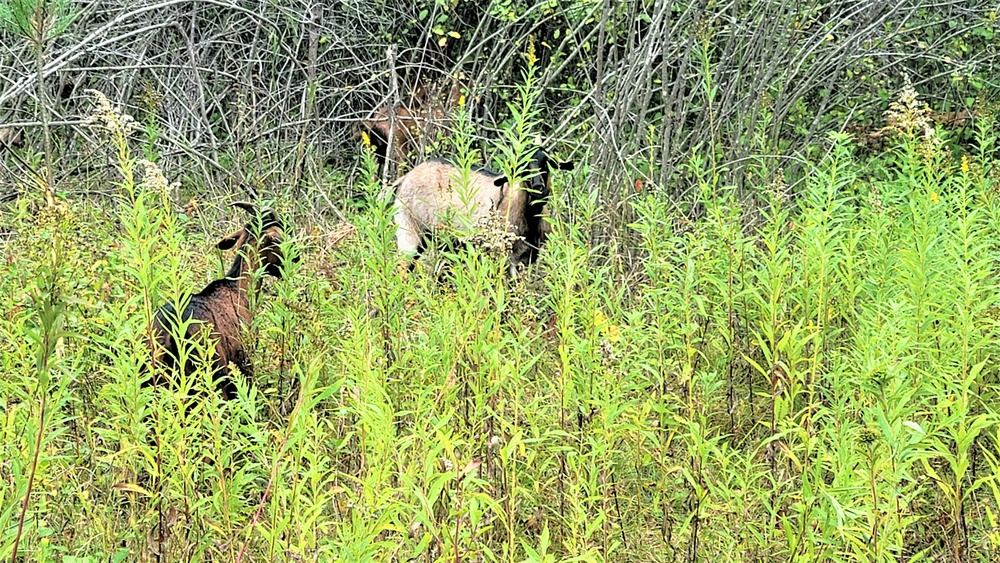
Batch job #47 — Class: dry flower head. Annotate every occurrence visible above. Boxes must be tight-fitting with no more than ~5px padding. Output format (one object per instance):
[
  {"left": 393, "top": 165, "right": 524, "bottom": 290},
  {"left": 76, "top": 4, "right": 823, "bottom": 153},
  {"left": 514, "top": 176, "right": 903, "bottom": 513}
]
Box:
[
  {"left": 85, "top": 90, "right": 139, "bottom": 139},
  {"left": 463, "top": 207, "right": 524, "bottom": 257},
  {"left": 138, "top": 159, "right": 179, "bottom": 201},
  {"left": 881, "top": 76, "right": 942, "bottom": 159}
]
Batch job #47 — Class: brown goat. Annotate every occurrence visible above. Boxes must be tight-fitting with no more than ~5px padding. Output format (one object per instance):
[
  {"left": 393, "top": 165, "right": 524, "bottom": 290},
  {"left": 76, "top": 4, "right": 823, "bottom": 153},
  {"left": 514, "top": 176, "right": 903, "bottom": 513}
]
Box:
[
  {"left": 360, "top": 105, "right": 441, "bottom": 172},
  {"left": 358, "top": 79, "right": 467, "bottom": 174},
  {"left": 146, "top": 202, "right": 295, "bottom": 399}
]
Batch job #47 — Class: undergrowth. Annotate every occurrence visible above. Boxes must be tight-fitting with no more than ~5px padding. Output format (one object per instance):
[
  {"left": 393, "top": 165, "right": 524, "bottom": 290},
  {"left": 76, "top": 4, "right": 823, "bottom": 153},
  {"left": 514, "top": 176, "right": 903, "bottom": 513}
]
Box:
[{"left": 2, "top": 88, "right": 1000, "bottom": 562}]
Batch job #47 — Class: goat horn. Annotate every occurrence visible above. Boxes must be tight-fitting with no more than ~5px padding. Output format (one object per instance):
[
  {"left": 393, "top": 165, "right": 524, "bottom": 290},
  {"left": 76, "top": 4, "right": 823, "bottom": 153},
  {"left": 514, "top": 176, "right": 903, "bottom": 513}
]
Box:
[
  {"left": 232, "top": 201, "right": 257, "bottom": 215},
  {"left": 261, "top": 210, "right": 282, "bottom": 229}
]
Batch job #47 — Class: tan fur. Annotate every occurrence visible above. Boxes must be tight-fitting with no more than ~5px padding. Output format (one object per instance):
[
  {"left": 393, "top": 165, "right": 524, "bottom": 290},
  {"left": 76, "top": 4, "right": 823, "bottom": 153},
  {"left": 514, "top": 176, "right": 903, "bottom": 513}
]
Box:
[
  {"left": 393, "top": 160, "right": 529, "bottom": 274},
  {"left": 393, "top": 150, "right": 572, "bottom": 276},
  {"left": 0, "top": 127, "right": 23, "bottom": 149}
]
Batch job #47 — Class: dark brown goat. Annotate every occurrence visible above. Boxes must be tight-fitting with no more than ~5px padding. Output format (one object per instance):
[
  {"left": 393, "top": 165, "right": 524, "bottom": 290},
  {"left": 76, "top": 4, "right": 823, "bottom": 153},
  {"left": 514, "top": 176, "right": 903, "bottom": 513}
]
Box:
[
  {"left": 146, "top": 202, "right": 294, "bottom": 399},
  {"left": 358, "top": 79, "right": 468, "bottom": 175}
]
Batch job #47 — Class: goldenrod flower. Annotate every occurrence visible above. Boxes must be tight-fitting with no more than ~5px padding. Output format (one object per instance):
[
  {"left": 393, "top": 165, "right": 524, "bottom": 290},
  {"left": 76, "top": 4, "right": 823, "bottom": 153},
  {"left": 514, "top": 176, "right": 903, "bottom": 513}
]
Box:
[
  {"left": 594, "top": 309, "right": 607, "bottom": 329},
  {"left": 930, "top": 191, "right": 940, "bottom": 204},
  {"left": 361, "top": 131, "right": 371, "bottom": 147},
  {"left": 593, "top": 309, "right": 621, "bottom": 342},
  {"left": 961, "top": 155, "right": 970, "bottom": 173},
  {"left": 606, "top": 324, "right": 620, "bottom": 343}
]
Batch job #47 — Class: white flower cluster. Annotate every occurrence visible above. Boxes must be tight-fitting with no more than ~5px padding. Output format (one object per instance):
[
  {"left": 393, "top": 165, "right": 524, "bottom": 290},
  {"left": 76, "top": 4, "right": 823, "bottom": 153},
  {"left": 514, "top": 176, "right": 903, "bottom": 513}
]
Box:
[
  {"left": 463, "top": 207, "right": 523, "bottom": 256},
  {"left": 84, "top": 89, "right": 139, "bottom": 139},
  {"left": 882, "top": 76, "right": 942, "bottom": 158},
  {"left": 137, "top": 159, "right": 179, "bottom": 199}
]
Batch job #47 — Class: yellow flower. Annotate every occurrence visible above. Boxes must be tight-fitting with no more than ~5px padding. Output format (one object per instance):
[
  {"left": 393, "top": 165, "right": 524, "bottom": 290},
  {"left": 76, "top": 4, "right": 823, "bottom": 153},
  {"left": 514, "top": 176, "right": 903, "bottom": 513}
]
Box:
[
  {"left": 606, "top": 324, "right": 620, "bottom": 343},
  {"left": 593, "top": 309, "right": 607, "bottom": 329},
  {"left": 361, "top": 131, "right": 371, "bottom": 147},
  {"left": 961, "top": 155, "right": 970, "bottom": 173},
  {"left": 458, "top": 94, "right": 466, "bottom": 108},
  {"left": 593, "top": 309, "right": 621, "bottom": 342},
  {"left": 526, "top": 35, "right": 538, "bottom": 67},
  {"left": 930, "top": 191, "right": 940, "bottom": 204}
]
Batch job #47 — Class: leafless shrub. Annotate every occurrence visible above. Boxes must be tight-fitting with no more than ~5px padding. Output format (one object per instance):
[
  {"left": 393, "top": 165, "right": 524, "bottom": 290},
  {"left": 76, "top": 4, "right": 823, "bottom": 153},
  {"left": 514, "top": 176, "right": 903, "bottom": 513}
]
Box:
[{"left": 0, "top": 0, "right": 994, "bottom": 233}]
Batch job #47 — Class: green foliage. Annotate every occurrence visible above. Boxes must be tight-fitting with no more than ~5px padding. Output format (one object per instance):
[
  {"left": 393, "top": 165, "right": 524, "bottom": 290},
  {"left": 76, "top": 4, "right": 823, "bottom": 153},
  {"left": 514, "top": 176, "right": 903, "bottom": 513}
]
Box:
[
  {"left": 0, "top": 0, "right": 75, "bottom": 41},
  {"left": 4, "top": 86, "right": 1000, "bottom": 562}
]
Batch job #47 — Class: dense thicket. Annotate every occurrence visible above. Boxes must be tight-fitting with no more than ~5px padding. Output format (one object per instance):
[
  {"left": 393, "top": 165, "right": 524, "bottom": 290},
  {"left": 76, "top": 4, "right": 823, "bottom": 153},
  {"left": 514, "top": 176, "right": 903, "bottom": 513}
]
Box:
[
  {"left": 1, "top": 0, "right": 997, "bottom": 210},
  {"left": 4, "top": 1, "right": 1000, "bottom": 562}
]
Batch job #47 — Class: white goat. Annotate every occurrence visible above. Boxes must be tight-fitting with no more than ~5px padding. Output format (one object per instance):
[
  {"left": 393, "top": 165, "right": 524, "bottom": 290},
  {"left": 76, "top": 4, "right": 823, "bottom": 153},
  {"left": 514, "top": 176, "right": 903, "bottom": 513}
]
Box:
[{"left": 393, "top": 149, "right": 572, "bottom": 274}]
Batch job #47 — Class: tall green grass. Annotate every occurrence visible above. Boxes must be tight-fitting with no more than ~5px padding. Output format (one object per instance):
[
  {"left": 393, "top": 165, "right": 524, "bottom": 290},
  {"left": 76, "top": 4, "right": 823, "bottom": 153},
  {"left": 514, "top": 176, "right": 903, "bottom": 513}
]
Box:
[{"left": 1, "top": 88, "right": 1000, "bottom": 561}]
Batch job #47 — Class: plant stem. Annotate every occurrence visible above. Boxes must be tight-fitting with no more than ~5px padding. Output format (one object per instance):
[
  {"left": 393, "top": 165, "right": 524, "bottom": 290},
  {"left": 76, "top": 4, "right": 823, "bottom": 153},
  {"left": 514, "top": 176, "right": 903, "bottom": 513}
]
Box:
[
  {"left": 35, "top": 2, "right": 55, "bottom": 207},
  {"left": 10, "top": 392, "right": 47, "bottom": 563}
]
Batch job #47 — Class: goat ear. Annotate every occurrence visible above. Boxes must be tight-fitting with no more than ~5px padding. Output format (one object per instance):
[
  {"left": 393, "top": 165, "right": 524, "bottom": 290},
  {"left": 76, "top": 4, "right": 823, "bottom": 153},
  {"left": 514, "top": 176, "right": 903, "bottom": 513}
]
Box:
[
  {"left": 557, "top": 161, "right": 574, "bottom": 171},
  {"left": 233, "top": 201, "right": 257, "bottom": 215},
  {"left": 493, "top": 176, "right": 508, "bottom": 187},
  {"left": 217, "top": 231, "right": 243, "bottom": 251}
]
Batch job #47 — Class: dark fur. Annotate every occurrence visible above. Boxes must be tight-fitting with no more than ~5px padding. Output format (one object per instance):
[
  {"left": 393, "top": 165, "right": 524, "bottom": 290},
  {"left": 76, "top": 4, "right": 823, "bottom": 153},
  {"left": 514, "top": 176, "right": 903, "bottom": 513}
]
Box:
[
  {"left": 146, "top": 204, "right": 293, "bottom": 399},
  {"left": 493, "top": 150, "right": 575, "bottom": 267}
]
